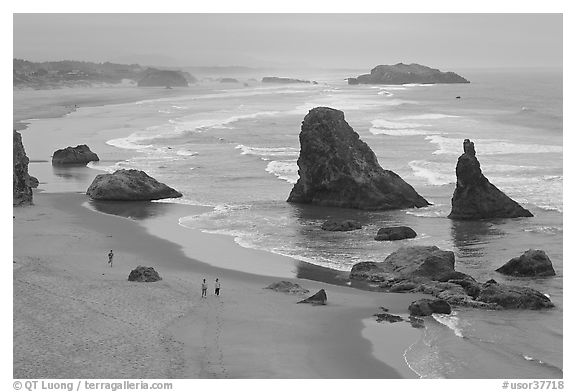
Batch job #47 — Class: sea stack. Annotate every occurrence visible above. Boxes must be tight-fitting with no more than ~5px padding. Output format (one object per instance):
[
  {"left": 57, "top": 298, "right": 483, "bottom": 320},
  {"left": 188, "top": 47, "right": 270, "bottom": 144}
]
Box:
[
  {"left": 52, "top": 145, "right": 99, "bottom": 165},
  {"left": 347, "top": 63, "right": 470, "bottom": 85},
  {"left": 287, "top": 107, "right": 429, "bottom": 210},
  {"left": 13, "top": 130, "right": 36, "bottom": 206},
  {"left": 448, "top": 139, "right": 533, "bottom": 220}
]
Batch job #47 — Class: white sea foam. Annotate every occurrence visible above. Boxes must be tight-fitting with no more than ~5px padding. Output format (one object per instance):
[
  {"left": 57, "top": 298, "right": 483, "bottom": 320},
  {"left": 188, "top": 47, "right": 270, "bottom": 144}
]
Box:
[
  {"left": 176, "top": 150, "right": 199, "bottom": 157},
  {"left": 432, "top": 313, "right": 464, "bottom": 338},
  {"left": 405, "top": 204, "right": 451, "bottom": 218},
  {"left": 265, "top": 160, "right": 299, "bottom": 184},
  {"left": 235, "top": 144, "right": 299, "bottom": 158},
  {"left": 408, "top": 160, "right": 455, "bottom": 185},
  {"left": 398, "top": 113, "right": 460, "bottom": 120},
  {"left": 370, "top": 128, "right": 434, "bottom": 136},
  {"left": 371, "top": 119, "right": 427, "bottom": 129},
  {"left": 425, "top": 135, "right": 563, "bottom": 156}
]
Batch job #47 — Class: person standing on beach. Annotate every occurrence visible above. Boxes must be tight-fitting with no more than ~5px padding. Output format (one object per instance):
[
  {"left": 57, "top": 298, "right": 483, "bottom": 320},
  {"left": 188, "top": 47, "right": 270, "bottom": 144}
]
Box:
[
  {"left": 201, "top": 279, "right": 207, "bottom": 298},
  {"left": 108, "top": 250, "right": 114, "bottom": 267},
  {"left": 215, "top": 278, "right": 221, "bottom": 296}
]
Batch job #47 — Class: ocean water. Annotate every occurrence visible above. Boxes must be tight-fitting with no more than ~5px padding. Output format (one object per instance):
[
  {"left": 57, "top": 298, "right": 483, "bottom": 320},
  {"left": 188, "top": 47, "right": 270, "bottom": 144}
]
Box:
[{"left": 24, "top": 68, "right": 562, "bottom": 378}]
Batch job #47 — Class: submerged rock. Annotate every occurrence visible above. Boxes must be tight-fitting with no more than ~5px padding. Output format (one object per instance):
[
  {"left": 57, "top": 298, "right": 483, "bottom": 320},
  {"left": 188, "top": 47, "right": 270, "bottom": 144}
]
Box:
[
  {"left": 347, "top": 63, "right": 470, "bottom": 85},
  {"left": 448, "top": 139, "right": 533, "bottom": 220},
  {"left": 128, "top": 266, "right": 162, "bottom": 282},
  {"left": 408, "top": 299, "right": 452, "bottom": 316},
  {"left": 374, "top": 226, "right": 417, "bottom": 241},
  {"left": 297, "top": 289, "right": 327, "bottom": 305},
  {"left": 265, "top": 281, "right": 310, "bottom": 295},
  {"left": 496, "top": 249, "right": 556, "bottom": 277},
  {"left": 86, "top": 169, "right": 182, "bottom": 201},
  {"left": 52, "top": 144, "right": 99, "bottom": 165},
  {"left": 321, "top": 219, "right": 362, "bottom": 231},
  {"left": 287, "top": 107, "right": 429, "bottom": 210},
  {"left": 13, "top": 130, "right": 34, "bottom": 206}
]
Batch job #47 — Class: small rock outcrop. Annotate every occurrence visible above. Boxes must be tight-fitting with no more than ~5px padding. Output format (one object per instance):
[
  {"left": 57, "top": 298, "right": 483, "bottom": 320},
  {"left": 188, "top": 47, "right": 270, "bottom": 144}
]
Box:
[
  {"left": 137, "top": 69, "right": 189, "bottom": 87},
  {"left": 128, "top": 266, "right": 162, "bottom": 282},
  {"left": 476, "top": 280, "right": 554, "bottom": 310},
  {"left": 220, "top": 78, "right": 239, "bottom": 83},
  {"left": 374, "top": 312, "right": 404, "bottom": 323},
  {"left": 374, "top": 226, "right": 417, "bottom": 241},
  {"left": 265, "top": 281, "right": 310, "bottom": 295},
  {"left": 408, "top": 299, "right": 452, "bottom": 316},
  {"left": 321, "top": 219, "right": 362, "bottom": 232},
  {"left": 448, "top": 139, "right": 533, "bottom": 220},
  {"left": 496, "top": 249, "right": 556, "bottom": 277},
  {"left": 86, "top": 169, "right": 182, "bottom": 201},
  {"left": 52, "top": 144, "right": 99, "bottom": 165},
  {"left": 297, "top": 289, "right": 327, "bottom": 305},
  {"left": 13, "top": 130, "right": 34, "bottom": 206},
  {"left": 347, "top": 63, "right": 470, "bottom": 85},
  {"left": 287, "top": 107, "right": 430, "bottom": 210},
  {"left": 262, "top": 77, "right": 311, "bottom": 84}
]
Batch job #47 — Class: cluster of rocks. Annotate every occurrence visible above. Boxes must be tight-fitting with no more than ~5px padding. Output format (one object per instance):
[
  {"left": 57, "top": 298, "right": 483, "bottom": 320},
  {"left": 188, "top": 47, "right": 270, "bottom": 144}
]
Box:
[
  {"left": 321, "top": 219, "right": 362, "bottom": 232},
  {"left": 350, "top": 245, "right": 554, "bottom": 310}
]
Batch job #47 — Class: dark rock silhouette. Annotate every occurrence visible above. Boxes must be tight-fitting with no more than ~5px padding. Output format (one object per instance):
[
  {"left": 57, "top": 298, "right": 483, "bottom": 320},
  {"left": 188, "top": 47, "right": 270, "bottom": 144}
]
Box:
[
  {"left": 347, "top": 63, "right": 470, "bottom": 85},
  {"left": 220, "top": 78, "right": 239, "bottom": 83},
  {"left": 477, "top": 280, "right": 554, "bottom": 310},
  {"left": 297, "top": 289, "right": 327, "bottom": 305},
  {"left": 321, "top": 219, "right": 362, "bottom": 231},
  {"left": 128, "top": 266, "right": 162, "bottom": 282},
  {"left": 265, "top": 281, "right": 310, "bottom": 295},
  {"left": 287, "top": 107, "right": 429, "bottom": 210},
  {"left": 13, "top": 130, "right": 35, "bottom": 206},
  {"left": 496, "top": 249, "right": 556, "bottom": 277},
  {"left": 262, "top": 77, "right": 311, "bottom": 84},
  {"left": 409, "top": 299, "right": 452, "bottom": 316},
  {"left": 52, "top": 144, "right": 99, "bottom": 165},
  {"left": 374, "top": 226, "right": 417, "bottom": 241},
  {"left": 86, "top": 169, "right": 182, "bottom": 201},
  {"left": 374, "top": 312, "right": 404, "bottom": 323},
  {"left": 448, "top": 139, "right": 533, "bottom": 220}
]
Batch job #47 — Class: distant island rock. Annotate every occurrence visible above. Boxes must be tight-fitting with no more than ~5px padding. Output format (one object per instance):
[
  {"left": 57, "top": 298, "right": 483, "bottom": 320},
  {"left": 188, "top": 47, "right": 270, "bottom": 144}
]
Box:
[
  {"left": 52, "top": 145, "right": 99, "bottom": 165},
  {"left": 347, "top": 63, "right": 470, "bottom": 85},
  {"left": 219, "top": 78, "right": 239, "bottom": 83},
  {"left": 262, "top": 77, "right": 311, "bottom": 84},
  {"left": 448, "top": 139, "right": 533, "bottom": 220},
  {"left": 287, "top": 107, "right": 429, "bottom": 210},
  {"left": 137, "top": 68, "right": 189, "bottom": 87},
  {"left": 13, "top": 130, "right": 36, "bottom": 206},
  {"left": 496, "top": 249, "right": 556, "bottom": 277},
  {"left": 86, "top": 169, "right": 182, "bottom": 201}
]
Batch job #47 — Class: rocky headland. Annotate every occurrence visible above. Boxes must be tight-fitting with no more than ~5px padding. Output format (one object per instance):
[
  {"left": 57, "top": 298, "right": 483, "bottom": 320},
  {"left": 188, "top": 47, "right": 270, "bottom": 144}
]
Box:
[
  {"left": 137, "top": 68, "right": 190, "bottom": 87},
  {"left": 347, "top": 63, "right": 470, "bottom": 85},
  {"left": 350, "top": 245, "right": 554, "bottom": 310},
  {"left": 86, "top": 169, "right": 183, "bottom": 201},
  {"left": 13, "top": 130, "right": 37, "bottom": 206},
  {"left": 287, "top": 107, "right": 430, "bottom": 210},
  {"left": 448, "top": 139, "right": 533, "bottom": 220},
  {"left": 52, "top": 145, "right": 100, "bottom": 165},
  {"left": 262, "top": 77, "right": 311, "bottom": 84}
]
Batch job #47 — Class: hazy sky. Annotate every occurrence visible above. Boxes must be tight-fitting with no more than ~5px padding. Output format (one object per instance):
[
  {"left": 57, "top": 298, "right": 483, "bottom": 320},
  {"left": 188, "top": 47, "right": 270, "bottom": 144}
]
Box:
[{"left": 13, "top": 13, "right": 562, "bottom": 69}]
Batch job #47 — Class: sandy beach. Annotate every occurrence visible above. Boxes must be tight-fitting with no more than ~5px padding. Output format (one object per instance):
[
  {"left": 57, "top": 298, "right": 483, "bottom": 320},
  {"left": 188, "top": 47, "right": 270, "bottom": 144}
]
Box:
[{"left": 14, "top": 191, "right": 424, "bottom": 378}]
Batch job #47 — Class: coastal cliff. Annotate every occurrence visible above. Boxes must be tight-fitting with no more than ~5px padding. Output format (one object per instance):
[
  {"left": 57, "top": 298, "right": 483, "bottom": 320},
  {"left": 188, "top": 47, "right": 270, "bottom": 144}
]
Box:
[
  {"left": 448, "top": 139, "right": 533, "bottom": 220},
  {"left": 348, "top": 63, "right": 469, "bottom": 85},
  {"left": 287, "top": 107, "right": 429, "bottom": 210},
  {"left": 137, "top": 68, "right": 189, "bottom": 87},
  {"left": 13, "top": 130, "right": 34, "bottom": 206}
]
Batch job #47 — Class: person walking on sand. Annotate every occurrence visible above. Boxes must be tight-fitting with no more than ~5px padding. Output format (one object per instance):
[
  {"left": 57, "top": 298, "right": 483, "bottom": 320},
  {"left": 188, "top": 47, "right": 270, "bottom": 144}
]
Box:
[
  {"left": 201, "top": 279, "right": 208, "bottom": 298},
  {"left": 107, "top": 250, "right": 114, "bottom": 267},
  {"left": 215, "top": 278, "right": 221, "bottom": 296}
]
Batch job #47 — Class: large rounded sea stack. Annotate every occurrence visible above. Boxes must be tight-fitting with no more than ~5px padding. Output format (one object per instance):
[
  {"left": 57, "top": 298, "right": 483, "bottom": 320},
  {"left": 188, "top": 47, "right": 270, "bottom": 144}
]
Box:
[
  {"left": 52, "top": 144, "right": 99, "bottom": 165},
  {"left": 287, "top": 107, "right": 429, "bottom": 210},
  {"left": 448, "top": 139, "right": 533, "bottom": 220},
  {"left": 86, "top": 169, "right": 182, "bottom": 201}
]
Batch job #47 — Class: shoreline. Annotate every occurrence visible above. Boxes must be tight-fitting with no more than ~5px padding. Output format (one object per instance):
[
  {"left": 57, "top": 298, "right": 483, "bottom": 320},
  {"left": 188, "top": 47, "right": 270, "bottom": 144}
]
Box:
[{"left": 14, "top": 191, "right": 424, "bottom": 378}]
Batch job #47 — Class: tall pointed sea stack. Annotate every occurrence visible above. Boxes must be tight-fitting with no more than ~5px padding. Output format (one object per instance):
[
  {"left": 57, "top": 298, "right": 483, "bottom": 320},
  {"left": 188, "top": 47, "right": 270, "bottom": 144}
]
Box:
[
  {"left": 287, "top": 107, "right": 429, "bottom": 210},
  {"left": 448, "top": 139, "right": 533, "bottom": 220},
  {"left": 13, "top": 130, "right": 35, "bottom": 206}
]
